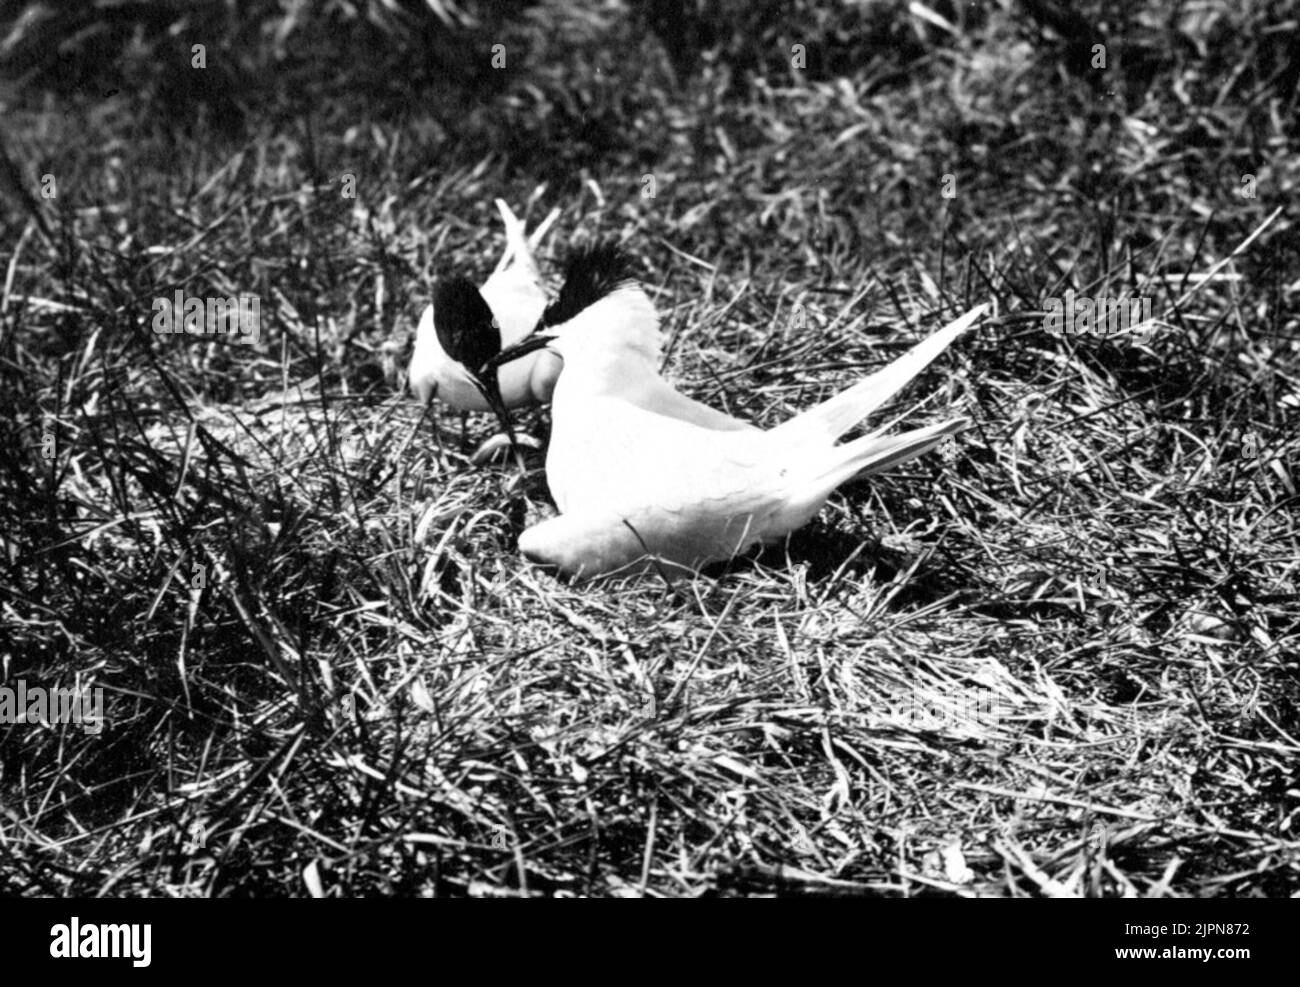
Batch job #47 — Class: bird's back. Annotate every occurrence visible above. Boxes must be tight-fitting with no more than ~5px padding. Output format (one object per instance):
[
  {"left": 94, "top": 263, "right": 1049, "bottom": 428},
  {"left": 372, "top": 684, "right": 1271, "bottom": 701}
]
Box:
[
  {"left": 547, "top": 384, "right": 830, "bottom": 564},
  {"left": 526, "top": 304, "right": 987, "bottom": 576}
]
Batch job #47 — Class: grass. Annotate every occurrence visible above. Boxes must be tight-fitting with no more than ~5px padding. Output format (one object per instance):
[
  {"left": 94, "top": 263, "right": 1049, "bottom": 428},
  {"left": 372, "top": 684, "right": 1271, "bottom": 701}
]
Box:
[{"left": 0, "top": 0, "right": 1297, "bottom": 897}]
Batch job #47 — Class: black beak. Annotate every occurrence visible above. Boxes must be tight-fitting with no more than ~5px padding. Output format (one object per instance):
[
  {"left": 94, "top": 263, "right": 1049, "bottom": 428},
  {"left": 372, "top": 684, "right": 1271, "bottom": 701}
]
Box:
[
  {"left": 483, "top": 332, "right": 555, "bottom": 374},
  {"left": 473, "top": 362, "right": 510, "bottom": 425},
  {"left": 466, "top": 361, "right": 532, "bottom": 471},
  {"left": 468, "top": 332, "right": 555, "bottom": 471}
]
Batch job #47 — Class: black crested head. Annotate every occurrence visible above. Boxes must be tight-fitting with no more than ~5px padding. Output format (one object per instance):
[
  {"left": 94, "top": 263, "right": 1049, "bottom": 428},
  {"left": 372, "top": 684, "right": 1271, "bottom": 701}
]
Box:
[
  {"left": 432, "top": 277, "right": 500, "bottom": 372},
  {"left": 540, "top": 242, "right": 635, "bottom": 328}
]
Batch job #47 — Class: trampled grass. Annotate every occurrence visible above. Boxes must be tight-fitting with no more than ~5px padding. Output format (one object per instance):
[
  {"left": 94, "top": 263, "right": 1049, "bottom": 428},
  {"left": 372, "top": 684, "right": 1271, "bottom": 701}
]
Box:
[{"left": 0, "top": 0, "right": 1297, "bottom": 896}]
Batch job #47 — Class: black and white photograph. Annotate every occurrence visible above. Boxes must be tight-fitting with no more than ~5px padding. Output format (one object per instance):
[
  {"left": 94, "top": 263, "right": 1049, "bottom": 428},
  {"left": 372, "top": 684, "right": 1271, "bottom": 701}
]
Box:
[{"left": 0, "top": 0, "right": 1295, "bottom": 926}]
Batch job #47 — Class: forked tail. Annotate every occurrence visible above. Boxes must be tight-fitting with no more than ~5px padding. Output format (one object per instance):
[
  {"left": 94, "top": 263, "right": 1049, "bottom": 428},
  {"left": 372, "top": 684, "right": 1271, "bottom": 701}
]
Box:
[
  {"left": 797, "top": 417, "right": 970, "bottom": 503},
  {"left": 772, "top": 305, "right": 987, "bottom": 447},
  {"left": 494, "top": 199, "right": 560, "bottom": 280}
]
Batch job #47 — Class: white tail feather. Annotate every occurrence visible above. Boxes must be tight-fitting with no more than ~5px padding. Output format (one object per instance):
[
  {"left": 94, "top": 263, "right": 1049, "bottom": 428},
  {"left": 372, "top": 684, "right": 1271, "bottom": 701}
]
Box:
[
  {"left": 773, "top": 305, "right": 987, "bottom": 446},
  {"left": 493, "top": 199, "right": 527, "bottom": 275},
  {"left": 527, "top": 207, "right": 560, "bottom": 250},
  {"left": 493, "top": 200, "right": 560, "bottom": 280},
  {"left": 806, "top": 418, "right": 969, "bottom": 498}
]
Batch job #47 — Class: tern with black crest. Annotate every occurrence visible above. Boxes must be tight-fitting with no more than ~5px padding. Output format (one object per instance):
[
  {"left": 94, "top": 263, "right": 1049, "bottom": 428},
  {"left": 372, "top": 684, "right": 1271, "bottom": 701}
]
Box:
[
  {"left": 418, "top": 228, "right": 757, "bottom": 451},
  {"left": 490, "top": 294, "right": 988, "bottom": 578},
  {"left": 409, "top": 199, "right": 560, "bottom": 413}
]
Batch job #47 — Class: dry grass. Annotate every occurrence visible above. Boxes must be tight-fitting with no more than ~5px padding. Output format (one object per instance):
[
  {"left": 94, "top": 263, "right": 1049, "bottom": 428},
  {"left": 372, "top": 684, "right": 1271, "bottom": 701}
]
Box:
[{"left": 1, "top": 0, "right": 1297, "bottom": 896}]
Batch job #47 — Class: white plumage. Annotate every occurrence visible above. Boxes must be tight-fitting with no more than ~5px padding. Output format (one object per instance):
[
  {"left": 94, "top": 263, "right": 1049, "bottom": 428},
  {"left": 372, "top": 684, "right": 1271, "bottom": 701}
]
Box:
[
  {"left": 494, "top": 294, "right": 987, "bottom": 578},
  {"left": 408, "top": 199, "right": 560, "bottom": 410}
]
